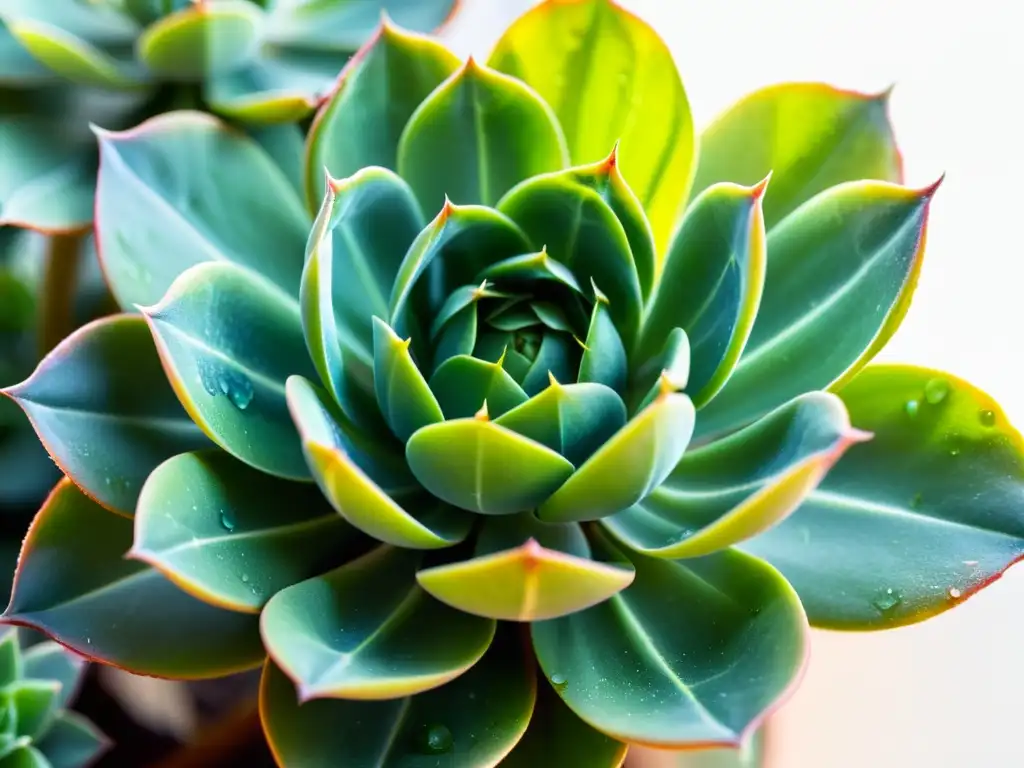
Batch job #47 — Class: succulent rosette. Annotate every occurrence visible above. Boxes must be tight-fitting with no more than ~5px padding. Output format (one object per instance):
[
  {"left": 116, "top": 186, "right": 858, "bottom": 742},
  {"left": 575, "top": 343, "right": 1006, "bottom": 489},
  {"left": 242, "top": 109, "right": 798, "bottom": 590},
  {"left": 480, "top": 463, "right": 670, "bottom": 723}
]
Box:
[
  {"left": 4, "top": 2, "right": 1024, "bottom": 766},
  {"left": 0, "top": 0, "right": 458, "bottom": 234},
  {"left": 0, "top": 628, "right": 107, "bottom": 768}
]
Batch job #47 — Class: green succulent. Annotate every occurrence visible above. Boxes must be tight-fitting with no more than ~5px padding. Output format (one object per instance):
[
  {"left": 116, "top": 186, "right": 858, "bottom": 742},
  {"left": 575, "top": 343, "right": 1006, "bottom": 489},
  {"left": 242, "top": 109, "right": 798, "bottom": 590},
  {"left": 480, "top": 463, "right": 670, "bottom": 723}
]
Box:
[
  {"left": 5, "top": 2, "right": 1024, "bottom": 766},
  {"left": 0, "top": 0, "right": 458, "bottom": 234},
  {"left": 0, "top": 628, "right": 107, "bottom": 768}
]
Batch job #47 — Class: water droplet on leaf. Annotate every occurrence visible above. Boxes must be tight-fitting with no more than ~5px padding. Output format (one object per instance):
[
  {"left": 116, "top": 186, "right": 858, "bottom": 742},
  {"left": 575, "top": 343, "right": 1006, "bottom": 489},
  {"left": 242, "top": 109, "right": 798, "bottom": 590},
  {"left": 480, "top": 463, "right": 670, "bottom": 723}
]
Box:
[
  {"left": 924, "top": 378, "right": 950, "bottom": 405},
  {"left": 872, "top": 587, "right": 902, "bottom": 613},
  {"left": 550, "top": 673, "right": 568, "bottom": 689},
  {"left": 980, "top": 409, "right": 996, "bottom": 426},
  {"left": 904, "top": 399, "right": 919, "bottom": 418},
  {"left": 420, "top": 724, "right": 453, "bottom": 754},
  {"left": 241, "top": 573, "right": 249, "bottom": 583},
  {"left": 948, "top": 587, "right": 962, "bottom": 599},
  {"left": 220, "top": 510, "right": 236, "bottom": 532}
]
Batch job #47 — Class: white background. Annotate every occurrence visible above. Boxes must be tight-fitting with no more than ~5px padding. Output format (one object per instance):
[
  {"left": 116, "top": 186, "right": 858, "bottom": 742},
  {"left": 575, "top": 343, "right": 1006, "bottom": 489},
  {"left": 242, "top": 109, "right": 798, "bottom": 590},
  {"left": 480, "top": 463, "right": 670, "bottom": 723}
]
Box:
[{"left": 444, "top": 2, "right": 1024, "bottom": 765}]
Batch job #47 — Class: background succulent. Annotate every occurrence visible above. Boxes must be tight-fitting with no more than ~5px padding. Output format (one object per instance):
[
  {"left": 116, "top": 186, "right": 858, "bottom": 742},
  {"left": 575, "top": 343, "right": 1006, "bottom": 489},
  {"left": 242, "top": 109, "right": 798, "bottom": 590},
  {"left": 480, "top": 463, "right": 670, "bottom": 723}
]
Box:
[
  {"left": 4, "top": 1, "right": 1024, "bottom": 767},
  {"left": 0, "top": 627, "right": 107, "bottom": 767}
]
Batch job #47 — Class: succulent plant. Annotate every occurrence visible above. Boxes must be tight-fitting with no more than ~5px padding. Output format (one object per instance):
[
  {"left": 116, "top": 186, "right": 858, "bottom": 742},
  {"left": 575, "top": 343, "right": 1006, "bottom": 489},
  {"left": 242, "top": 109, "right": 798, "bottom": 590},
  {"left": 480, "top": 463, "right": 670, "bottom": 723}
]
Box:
[
  {"left": 0, "top": 0, "right": 459, "bottom": 234},
  {"left": 0, "top": 627, "right": 107, "bottom": 767},
  {"left": 4, "top": 2, "right": 1024, "bottom": 766}
]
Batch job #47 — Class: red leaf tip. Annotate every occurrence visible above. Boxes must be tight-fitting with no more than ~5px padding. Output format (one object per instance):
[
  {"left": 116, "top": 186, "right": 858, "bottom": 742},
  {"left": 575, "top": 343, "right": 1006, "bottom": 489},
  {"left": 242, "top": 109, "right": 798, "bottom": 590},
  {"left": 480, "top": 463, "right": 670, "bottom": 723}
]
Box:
[
  {"left": 750, "top": 171, "right": 772, "bottom": 201},
  {"left": 918, "top": 172, "right": 946, "bottom": 200},
  {"left": 521, "top": 538, "right": 544, "bottom": 567}
]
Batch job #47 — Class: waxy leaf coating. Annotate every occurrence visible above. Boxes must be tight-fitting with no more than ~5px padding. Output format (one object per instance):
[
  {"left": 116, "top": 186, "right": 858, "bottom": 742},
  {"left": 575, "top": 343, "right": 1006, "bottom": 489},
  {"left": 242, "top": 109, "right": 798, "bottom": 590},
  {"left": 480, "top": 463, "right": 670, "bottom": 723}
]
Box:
[{"left": 261, "top": 546, "right": 496, "bottom": 701}]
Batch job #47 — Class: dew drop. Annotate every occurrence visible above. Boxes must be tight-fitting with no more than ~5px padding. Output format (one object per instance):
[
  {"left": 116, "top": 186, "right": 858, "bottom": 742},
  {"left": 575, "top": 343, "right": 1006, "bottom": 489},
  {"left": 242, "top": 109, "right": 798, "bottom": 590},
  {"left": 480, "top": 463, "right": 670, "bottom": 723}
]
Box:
[
  {"left": 904, "top": 399, "right": 919, "bottom": 418},
  {"left": 924, "top": 377, "right": 950, "bottom": 405},
  {"left": 980, "top": 409, "right": 996, "bottom": 427},
  {"left": 241, "top": 573, "right": 250, "bottom": 584},
  {"left": 872, "top": 587, "right": 902, "bottom": 613},
  {"left": 949, "top": 446, "right": 961, "bottom": 457},
  {"left": 420, "top": 724, "right": 453, "bottom": 754},
  {"left": 220, "top": 510, "right": 236, "bottom": 532},
  {"left": 550, "top": 673, "right": 568, "bottom": 689},
  {"left": 947, "top": 587, "right": 962, "bottom": 600},
  {"left": 963, "top": 560, "right": 979, "bottom": 567}
]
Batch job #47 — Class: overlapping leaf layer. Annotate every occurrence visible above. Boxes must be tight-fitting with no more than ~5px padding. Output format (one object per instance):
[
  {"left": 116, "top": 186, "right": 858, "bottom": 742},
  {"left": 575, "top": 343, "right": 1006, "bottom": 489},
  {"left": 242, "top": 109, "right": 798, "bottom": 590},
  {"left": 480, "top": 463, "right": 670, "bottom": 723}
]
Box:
[{"left": 3, "top": 1, "right": 1022, "bottom": 766}]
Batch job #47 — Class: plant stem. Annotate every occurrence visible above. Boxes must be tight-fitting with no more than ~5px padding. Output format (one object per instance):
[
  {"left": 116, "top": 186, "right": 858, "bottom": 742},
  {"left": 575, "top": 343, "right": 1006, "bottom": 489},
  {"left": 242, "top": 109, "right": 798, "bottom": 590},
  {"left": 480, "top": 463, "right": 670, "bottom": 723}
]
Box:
[{"left": 37, "top": 232, "right": 83, "bottom": 359}]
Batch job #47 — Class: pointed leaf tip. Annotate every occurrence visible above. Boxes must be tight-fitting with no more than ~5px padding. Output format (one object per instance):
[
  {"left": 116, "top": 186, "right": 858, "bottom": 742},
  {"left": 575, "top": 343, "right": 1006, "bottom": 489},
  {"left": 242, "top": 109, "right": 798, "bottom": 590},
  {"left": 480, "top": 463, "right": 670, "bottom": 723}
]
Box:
[
  {"left": 750, "top": 171, "right": 773, "bottom": 200},
  {"left": 475, "top": 402, "right": 490, "bottom": 421},
  {"left": 919, "top": 173, "right": 945, "bottom": 199}
]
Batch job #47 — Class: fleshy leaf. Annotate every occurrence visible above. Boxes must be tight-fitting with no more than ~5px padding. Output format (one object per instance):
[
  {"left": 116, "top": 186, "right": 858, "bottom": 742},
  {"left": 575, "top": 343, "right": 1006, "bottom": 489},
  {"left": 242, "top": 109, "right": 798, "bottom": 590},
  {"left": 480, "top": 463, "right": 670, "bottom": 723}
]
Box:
[
  {"left": 637, "top": 180, "right": 768, "bottom": 408},
  {"left": 9, "top": 681, "right": 59, "bottom": 740},
  {"left": 131, "top": 449, "right": 364, "bottom": 613},
  {"left": 21, "top": 643, "right": 84, "bottom": 712},
  {"left": 418, "top": 514, "right": 634, "bottom": 621},
  {"left": 203, "top": 50, "right": 333, "bottom": 123},
  {"left": 264, "top": 0, "right": 457, "bottom": 53},
  {"left": 137, "top": 0, "right": 263, "bottom": 79},
  {"left": 0, "top": 116, "right": 95, "bottom": 233},
  {"left": 689, "top": 83, "right": 903, "bottom": 229},
  {"left": 740, "top": 365, "right": 1024, "bottom": 629},
  {"left": 477, "top": 250, "right": 583, "bottom": 294},
  {"left": 397, "top": 58, "right": 569, "bottom": 211},
  {"left": 531, "top": 530, "right": 807, "bottom": 748},
  {"left": 538, "top": 390, "right": 695, "bottom": 523},
  {"left": 0, "top": 747, "right": 47, "bottom": 767},
  {"left": 498, "top": 168, "right": 643, "bottom": 352},
  {"left": 503, "top": 671, "right": 628, "bottom": 768},
  {"left": 260, "top": 625, "right": 533, "bottom": 768},
  {"left": 407, "top": 416, "right": 575, "bottom": 516},
  {"left": 35, "top": 711, "right": 109, "bottom": 768},
  {"left": 4, "top": 480, "right": 264, "bottom": 679},
  {"left": 261, "top": 546, "right": 496, "bottom": 701},
  {"left": 372, "top": 317, "right": 444, "bottom": 441},
  {"left": 389, "top": 201, "right": 530, "bottom": 356},
  {"left": 303, "top": 21, "right": 460, "bottom": 208},
  {"left": 695, "top": 179, "right": 938, "bottom": 440},
  {"left": 0, "top": 631, "right": 20, "bottom": 687},
  {"left": 494, "top": 379, "right": 626, "bottom": 467},
  {"left": 429, "top": 354, "right": 528, "bottom": 419},
  {"left": 94, "top": 111, "right": 309, "bottom": 309},
  {"left": 489, "top": 0, "right": 695, "bottom": 252},
  {"left": 604, "top": 392, "right": 865, "bottom": 558},
  {"left": 287, "top": 375, "right": 471, "bottom": 550},
  {"left": 2, "top": 315, "right": 211, "bottom": 516},
  {"left": 628, "top": 327, "right": 690, "bottom": 414},
  {"left": 578, "top": 287, "right": 627, "bottom": 395},
  {"left": 141, "top": 261, "right": 317, "bottom": 480}
]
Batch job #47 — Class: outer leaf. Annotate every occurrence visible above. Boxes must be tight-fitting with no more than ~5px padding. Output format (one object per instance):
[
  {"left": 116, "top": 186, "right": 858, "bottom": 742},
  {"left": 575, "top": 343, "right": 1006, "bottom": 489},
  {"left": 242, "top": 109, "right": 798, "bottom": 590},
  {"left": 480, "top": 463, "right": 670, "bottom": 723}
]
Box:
[
  {"left": 406, "top": 416, "right": 575, "bottom": 516},
  {"left": 389, "top": 202, "right": 530, "bottom": 355},
  {"left": 35, "top": 711, "right": 109, "bottom": 768},
  {"left": 494, "top": 379, "right": 626, "bottom": 467},
  {"left": 503, "top": 673, "right": 627, "bottom": 768},
  {"left": 260, "top": 625, "right": 533, "bottom": 768},
  {"left": 203, "top": 50, "right": 335, "bottom": 123},
  {"left": 141, "top": 261, "right": 317, "bottom": 480},
  {"left": 0, "top": 746, "right": 47, "bottom": 768},
  {"left": 604, "top": 393, "right": 866, "bottom": 558},
  {"left": 303, "top": 21, "right": 459, "bottom": 208},
  {"left": 287, "top": 375, "right": 471, "bottom": 550},
  {"left": 0, "top": 632, "right": 20, "bottom": 687},
  {"left": 22, "top": 643, "right": 86, "bottom": 710},
  {"left": 689, "top": 83, "right": 903, "bottom": 229},
  {"left": 0, "top": 117, "right": 94, "bottom": 233},
  {"left": 418, "top": 514, "right": 634, "bottom": 621},
  {"left": 2, "top": 315, "right": 211, "bottom": 516},
  {"left": 538, "top": 390, "right": 695, "bottom": 523},
  {"left": 695, "top": 180, "right": 938, "bottom": 440},
  {"left": 131, "top": 449, "right": 363, "bottom": 613},
  {"left": 498, "top": 169, "right": 643, "bottom": 351},
  {"left": 429, "top": 354, "right": 528, "bottom": 419},
  {"left": 261, "top": 546, "right": 496, "bottom": 701},
  {"left": 137, "top": 1, "right": 263, "bottom": 79},
  {"left": 741, "top": 365, "right": 1024, "bottom": 629},
  {"left": 265, "top": 0, "right": 457, "bottom": 53},
  {"left": 397, "top": 59, "right": 569, "bottom": 211},
  {"left": 489, "top": 0, "right": 694, "bottom": 252},
  {"left": 372, "top": 317, "right": 444, "bottom": 441},
  {"left": 531, "top": 530, "right": 807, "bottom": 748},
  {"left": 4, "top": 480, "right": 264, "bottom": 679},
  {"left": 628, "top": 327, "right": 689, "bottom": 414},
  {"left": 95, "top": 111, "right": 309, "bottom": 309},
  {"left": 637, "top": 180, "right": 767, "bottom": 407}
]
